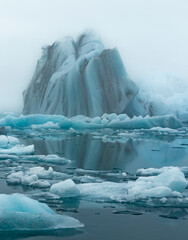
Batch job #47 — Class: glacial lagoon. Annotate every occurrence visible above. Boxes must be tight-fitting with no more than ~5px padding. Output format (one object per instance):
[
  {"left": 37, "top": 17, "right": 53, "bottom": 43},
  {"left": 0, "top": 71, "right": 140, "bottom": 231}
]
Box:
[{"left": 0, "top": 114, "right": 188, "bottom": 239}]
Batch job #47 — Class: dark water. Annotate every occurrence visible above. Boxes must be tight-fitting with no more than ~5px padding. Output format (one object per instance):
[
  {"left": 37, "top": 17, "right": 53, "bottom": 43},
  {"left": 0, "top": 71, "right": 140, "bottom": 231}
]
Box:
[
  {"left": 21, "top": 129, "right": 188, "bottom": 173},
  {"left": 1, "top": 127, "right": 188, "bottom": 240}
]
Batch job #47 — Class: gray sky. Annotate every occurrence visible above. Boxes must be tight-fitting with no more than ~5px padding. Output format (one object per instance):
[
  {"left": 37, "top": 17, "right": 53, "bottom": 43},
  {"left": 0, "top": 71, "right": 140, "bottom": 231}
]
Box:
[{"left": 0, "top": 0, "right": 188, "bottom": 113}]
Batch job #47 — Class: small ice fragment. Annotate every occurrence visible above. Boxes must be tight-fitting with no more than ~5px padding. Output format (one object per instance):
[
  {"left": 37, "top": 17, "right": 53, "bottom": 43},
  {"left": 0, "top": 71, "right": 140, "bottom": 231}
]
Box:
[{"left": 50, "top": 179, "right": 80, "bottom": 198}]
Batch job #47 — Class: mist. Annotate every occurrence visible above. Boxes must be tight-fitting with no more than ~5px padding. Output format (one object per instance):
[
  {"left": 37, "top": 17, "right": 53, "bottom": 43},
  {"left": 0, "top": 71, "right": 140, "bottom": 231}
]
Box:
[{"left": 0, "top": 0, "right": 188, "bottom": 113}]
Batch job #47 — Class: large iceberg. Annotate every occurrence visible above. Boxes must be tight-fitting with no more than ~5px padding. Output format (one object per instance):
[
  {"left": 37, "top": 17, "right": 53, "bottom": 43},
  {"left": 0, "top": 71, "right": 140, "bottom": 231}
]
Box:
[
  {"left": 23, "top": 31, "right": 138, "bottom": 117},
  {"left": 22, "top": 31, "right": 188, "bottom": 122},
  {"left": 0, "top": 193, "right": 83, "bottom": 231}
]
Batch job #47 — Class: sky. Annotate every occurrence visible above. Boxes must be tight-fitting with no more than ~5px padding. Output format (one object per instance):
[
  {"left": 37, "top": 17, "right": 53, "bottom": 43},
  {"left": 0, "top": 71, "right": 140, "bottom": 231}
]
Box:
[{"left": 0, "top": 0, "right": 188, "bottom": 113}]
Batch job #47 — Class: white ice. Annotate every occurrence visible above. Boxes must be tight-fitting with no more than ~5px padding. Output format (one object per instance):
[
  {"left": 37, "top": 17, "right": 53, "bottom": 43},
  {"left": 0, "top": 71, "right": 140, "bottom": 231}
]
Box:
[
  {"left": 0, "top": 135, "right": 19, "bottom": 148},
  {"left": 7, "top": 166, "right": 69, "bottom": 187},
  {"left": 50, "top": 179, "right": 80, "bottom": 198},
  {"left": 50, "top": 167, "right": 187, "bottom": 202},
  {"left": 0, "top": 135, "right": 34, "bottom": 155},
  {"left": 23, "top": 154, "right": 71, "bottom": 165}
]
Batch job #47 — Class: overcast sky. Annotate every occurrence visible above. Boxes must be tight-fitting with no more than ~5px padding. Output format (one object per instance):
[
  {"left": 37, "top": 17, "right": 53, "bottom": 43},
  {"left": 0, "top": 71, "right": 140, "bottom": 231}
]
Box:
[{"left": 0, "top": 0, "right": 188, "bottom": 113}]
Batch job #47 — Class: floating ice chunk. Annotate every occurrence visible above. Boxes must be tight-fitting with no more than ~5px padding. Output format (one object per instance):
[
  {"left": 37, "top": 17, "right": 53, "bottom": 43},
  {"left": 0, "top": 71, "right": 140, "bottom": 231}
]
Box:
[
  {"left": 0, "top": 193, "right": 83, "bottom": 231},
  {"left": 7, "top": 165, "right": 70, "bottom": 188},
  {"left": 160, "top": 197, "right": 167, "bottom": 203},
  {"left": 27, "top": 167, "right": 53, "bottom": 179},
  {"left": 136, "top": 167, "right": 175, "bottom": 176},
  {"left": 0, "top": 154, "right": 19, "bottom": 160},
  {"left": 26, "top": 166, "right": 69, "bottom": 180},
  {"left": 0, "top": 135, "right": 19, "bottom": 148},
  {"left": 23, "top": 154, "right": 71, "bottom": 165},
  {"left": 29, "top": 179, "right": 51, "bottom": 188},
  {"left": 0, "top": 114, "right": 182, "bottom": 130},
  {"left": 50, "top": 179, "right": 80, "bottom": 198},
  {"left": 31, "top": 121, "right": 60, "bottom": 129},
  {"left": 73, "top": 175, "right": 103, "bottom": 183},
  {"left": 136, "top": 166, "right": 187, "bottom": 176},
  {"left": 0, "top": 145, "right": 34, "bottom": 155},
  {"left": 38, "top": 154, "right": 71, "bottom": 165},
  {"left": 77, "top": 167, "right": 187, "bottom": 202},
  {"left": 7, "top": 170, "right": 50, "bottom": 188},
  {"left": 149, "top": 127, "right": 178, "bottom": 133},
  {"left": 108, "top": 115, "right": 182, "bottom": 130},
  {"left": 21, "top": 174, "right": 38, "bottom": 186},
  {"left": 0, "top": 135, "right": 34, "bottom": 155}
]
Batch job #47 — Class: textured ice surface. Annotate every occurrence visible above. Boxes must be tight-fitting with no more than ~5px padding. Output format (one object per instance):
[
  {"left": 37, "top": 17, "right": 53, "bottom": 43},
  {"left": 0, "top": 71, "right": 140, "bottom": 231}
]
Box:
[
  {"left": 0, "top": 113, "right": 182, "bottom": 130},
  {"left": 137, "top": 166, "right": 188, "bottom": 177},
  {"left": 7, "top": 170, "right": 51, "bottom": 188},
  {"left": 23, "top": 31, "right": 138, "bottom": 117},
  {"left": 7, "top": 166, "right": 69, "bottom": 187},
  {"left": 0, "top": 193, "right": 83, "bottom": 231},
  {"left": 50, "top": 179, "right": 80, "bottom": 198},
  {"left": 49, "top": 167, "right": 187, "bottom": 202}
]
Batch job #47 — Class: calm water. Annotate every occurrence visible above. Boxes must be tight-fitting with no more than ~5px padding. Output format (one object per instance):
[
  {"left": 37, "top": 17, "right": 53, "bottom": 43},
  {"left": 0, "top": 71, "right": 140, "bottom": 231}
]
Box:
[{"left": 1, "top": 127, "right": 188, "bottom": 239}]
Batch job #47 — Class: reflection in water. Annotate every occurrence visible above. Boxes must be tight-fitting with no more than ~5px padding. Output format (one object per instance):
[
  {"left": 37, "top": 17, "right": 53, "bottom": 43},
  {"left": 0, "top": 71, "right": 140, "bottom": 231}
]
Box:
[
  {"left": 22, "top": 133, "right": 188, "bottom": 173},
  {"left": 0, "top": 228, "right": 83, "bottom": 240},
  {"left": 4, "top": 130, "right": 188, "bottom": 240}
]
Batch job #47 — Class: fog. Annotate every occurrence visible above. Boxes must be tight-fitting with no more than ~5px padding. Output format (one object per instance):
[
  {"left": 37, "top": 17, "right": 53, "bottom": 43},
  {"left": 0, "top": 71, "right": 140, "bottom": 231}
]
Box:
[{"left": 0, "top": 0, "right": 188, "bottom": 113}]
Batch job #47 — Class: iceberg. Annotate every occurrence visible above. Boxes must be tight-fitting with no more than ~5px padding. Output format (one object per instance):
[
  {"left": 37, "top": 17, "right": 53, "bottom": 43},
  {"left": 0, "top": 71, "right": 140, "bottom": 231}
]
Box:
[
  {"left": 0, "top": 193, "right": 83, "bottom": 231},
  {"left": 23, "top": 31, "right": 138, "bottom": 117},
  {"left": 21, "top": 31, "right": 188, "bottom": 121}
]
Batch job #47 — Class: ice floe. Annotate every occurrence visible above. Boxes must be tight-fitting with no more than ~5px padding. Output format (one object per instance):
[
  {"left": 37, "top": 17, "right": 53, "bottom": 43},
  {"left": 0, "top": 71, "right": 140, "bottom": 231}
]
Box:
[
  {"left": 7, "top": 166, "right": 70, "bottom": 187},
  {"left": 49, "top": 167, "right": 187, "bottom": 202},
  {"left": 0, "top": 113, "right": 182, "bottom": 130}
]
